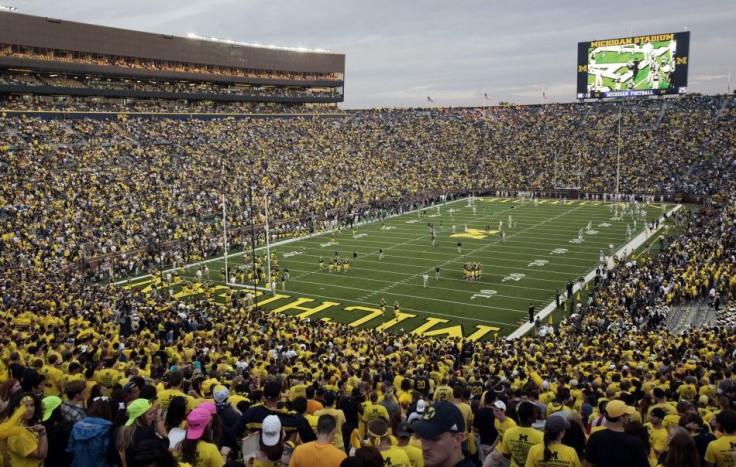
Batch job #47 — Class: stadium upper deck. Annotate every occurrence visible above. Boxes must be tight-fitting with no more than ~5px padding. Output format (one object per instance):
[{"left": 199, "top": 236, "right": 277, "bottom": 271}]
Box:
[{"left": 0, "top": 11, "right": 345, "bottom": 108}]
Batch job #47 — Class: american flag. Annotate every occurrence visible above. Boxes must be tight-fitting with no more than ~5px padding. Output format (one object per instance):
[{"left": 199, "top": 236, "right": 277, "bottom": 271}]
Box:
[
  {"left": 484, "top": 92, "right": 491, "bottom": 100},
  {"left": 542, "top": 92, "right": 549, "bottom": 100},
  {"left": 426, "top": 96, "right": 435, "bottom": 103}
]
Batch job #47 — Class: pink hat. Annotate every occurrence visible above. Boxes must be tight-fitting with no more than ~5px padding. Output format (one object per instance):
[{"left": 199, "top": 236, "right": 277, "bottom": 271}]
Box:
[
  {"left": 197, "top": 401, "right": 217, "bottom": 415},
  {"left": 186, "top": 408, "right": 212, "bottom": 440}
]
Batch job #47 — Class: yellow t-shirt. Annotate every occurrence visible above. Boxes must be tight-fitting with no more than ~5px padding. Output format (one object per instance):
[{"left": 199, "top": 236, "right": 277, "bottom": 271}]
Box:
[
  {"left": 7, "top": 429, "right": 42, "bottom": 467},
  {"left": 662, "top": 414, "right": 681, "bottom": 432},
  {"left": 498, "top": 426, "right": 544, "bottom": 467},
  {"left": 195, "top": 441, "right": 225, "bottom": 467},
  {"left": 494, "top": 417, "right": 517, "bottom": 442},
  {"left": 454, "top": 402, "right": 473, "bottom": 435},
  {"left": 525, "top": 442, "right": 581, "bottom": 467},
  {"left": 157, "top": 388, "right": 196, "bottom": 412},
  {"left": 289, "top": 384, "right": 307, "bottom": 402},
  {"left": 380, "top": 446, "right": 411, "bottom": 467},
  {"left": 646, "top": 425, "right": 668, "bottom": 456},
  {"left": 39, "top": 366, "right": 64, "bottom": 397},
  {"left": 253, "top": 456, "right": 280, "bottom": 467},
  {"left": 647, "top": 403, "right": 676, "bottom": 418},
  {"left": 433, "top": 386, "right": 453, "bottom": 402},
  {"left": 399, "top": 444, "right": 424, "bottom": 467},
  {"left": 96, "top": 368, "right": 121, "bottom": 388},
  {"left": 704, "top": 434, "right": 736, "bottom": 467},
  {"left": 175, "top": 440, "right": 224, "bottom": 467},
  {"left": 362, "top": 403, "right": 390, "bottom": 425}
]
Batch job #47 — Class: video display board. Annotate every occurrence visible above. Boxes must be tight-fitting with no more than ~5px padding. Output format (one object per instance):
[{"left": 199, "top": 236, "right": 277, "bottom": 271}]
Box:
[{"left": 577, "top": 31, "right": 690, "bottom": 99}]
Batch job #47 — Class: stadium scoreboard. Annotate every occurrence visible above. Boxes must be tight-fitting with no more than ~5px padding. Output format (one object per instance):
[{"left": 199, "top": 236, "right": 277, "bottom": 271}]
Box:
[{"left": 577, "top": 31, "right": 690, "bottom": 99}]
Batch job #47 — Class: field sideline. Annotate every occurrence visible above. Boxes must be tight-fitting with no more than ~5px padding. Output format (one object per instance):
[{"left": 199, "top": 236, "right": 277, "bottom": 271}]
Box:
[{"left": 121, "top": 197, "right": 677, "bottom": 340}]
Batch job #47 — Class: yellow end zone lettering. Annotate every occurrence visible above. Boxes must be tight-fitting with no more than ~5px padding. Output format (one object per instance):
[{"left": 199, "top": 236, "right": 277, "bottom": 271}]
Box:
[
  {"left": 270, "top": 297, "right": 341, "bottom": 319},
  {"left": 412, "top": 318, "right": 500, "bottom": 341},
  {"left": 376, "top": 312, "right": 415, "bottom": 332},
  {"left": 117, "top": 279, "right": 500, "bottom": 340},
  {"left": 343, "top": 306, "right": 384, "bottom": 327},
  {"left": 411, "top": 317, "right": 463, "bottom": 338},
  {"left": 466, "top": 325, "right": 501, "bottom": 341}
]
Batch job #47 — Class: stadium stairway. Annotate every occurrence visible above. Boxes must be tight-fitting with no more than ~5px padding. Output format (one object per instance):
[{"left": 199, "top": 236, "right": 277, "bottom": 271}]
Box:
[
  {"left": 715, "top": 97, "right": 730, "bottom": 124},
  {"left": 665, "top": 301, "right": 693, "bottom": 334},
  {"left": 3, "top": 125, "right": 23, "bottom": 149},
  {"left": 665, "top": 298, "right": 715, "bottom": 334},
  {"left": 692, "top": 300, "right": 717, "bottom": 328},
  {"left": 655, "top": 100, "right": 668, "bottom": 128},
  {"left": 580, "top": 105, "right": 593, "bottom": 125}
]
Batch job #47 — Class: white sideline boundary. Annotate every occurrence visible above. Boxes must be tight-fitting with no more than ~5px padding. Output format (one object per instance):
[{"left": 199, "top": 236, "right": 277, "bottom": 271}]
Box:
[{"left": 505, "top": 204, "right": 683, "bottom": 340}]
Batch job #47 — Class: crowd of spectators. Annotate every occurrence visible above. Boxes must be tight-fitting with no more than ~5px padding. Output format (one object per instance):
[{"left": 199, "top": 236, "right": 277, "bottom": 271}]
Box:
[
  {"left": 0, "top": 71, "right": 342, "bottom": 100},
  {"left": 0, "top": 93, "right": 735, "bottom": 465},
  {"left": 0, "top": 95, "right": 733, "bottom": 278},
  {"left": 0, "top": 95, "right": 341, "bottom": 115},
  {"left": 1, "top": 44, "right": 342, "bottom": 82}
]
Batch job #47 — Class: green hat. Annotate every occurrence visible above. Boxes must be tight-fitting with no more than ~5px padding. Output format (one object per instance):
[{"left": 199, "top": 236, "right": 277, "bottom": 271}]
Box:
[
  {"left": 42, "top": 396, "right": 62, "bottom": 422},
  {"left": 125, "top": 398, "right": 152, "bottom": 426}
]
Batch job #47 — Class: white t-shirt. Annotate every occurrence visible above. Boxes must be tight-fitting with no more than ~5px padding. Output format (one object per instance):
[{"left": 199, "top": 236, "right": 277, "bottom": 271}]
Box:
[{"left": 168, "top": 427, "right": 186, "bottom": 450}]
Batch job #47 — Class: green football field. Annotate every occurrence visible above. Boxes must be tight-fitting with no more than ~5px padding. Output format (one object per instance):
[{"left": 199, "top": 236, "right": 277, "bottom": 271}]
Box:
[{"left": 124, "top": 197, "right": 674, "bottom": 340}]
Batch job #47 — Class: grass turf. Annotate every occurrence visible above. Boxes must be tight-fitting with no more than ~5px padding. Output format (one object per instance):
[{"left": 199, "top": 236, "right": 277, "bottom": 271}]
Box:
[{"left": 125, "top": 197, "right": 674, "bottom": 340}]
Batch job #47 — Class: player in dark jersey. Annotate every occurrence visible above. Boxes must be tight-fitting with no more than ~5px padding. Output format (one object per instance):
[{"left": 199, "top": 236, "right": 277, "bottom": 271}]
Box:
[{"left": 413, "top": 370, "right": 431, "bottom": 398}]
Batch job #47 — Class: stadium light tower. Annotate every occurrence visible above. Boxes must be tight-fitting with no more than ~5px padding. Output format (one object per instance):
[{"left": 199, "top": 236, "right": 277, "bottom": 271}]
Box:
[
  {"left": 248, "top": 180, "right": 259, "bottom": 310},
  {"left": 155, "top": 156, "right": 165, "bottom": 295}
]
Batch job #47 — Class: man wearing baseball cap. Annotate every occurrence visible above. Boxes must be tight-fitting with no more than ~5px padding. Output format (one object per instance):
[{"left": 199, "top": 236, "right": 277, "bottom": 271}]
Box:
[
  {"left": 410, "top": 401, "right": 475, "bottom": 467},
  {"left": 233, "top": 379, "right": 316, "bottom": 443},
  {"left": 584, "top": 400, "right": 649, "bottom": 467},
  {"left": 486, "top": 400, "right": 515, "bottom": 467},
  {"left": 396, "top": 421, "right": 423, "bottom": 467},
  {"left": 497, "top": 401, "right": 543, "bottom": 467},
  {"left": 260, "top": 414, "right": 282, "bottom": 447}
]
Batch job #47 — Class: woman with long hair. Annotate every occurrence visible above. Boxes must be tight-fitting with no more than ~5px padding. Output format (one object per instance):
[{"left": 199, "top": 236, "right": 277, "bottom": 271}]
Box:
[
  {"left": 196, "top": 401, "right": 223, "bottom": 448},
  {"left": 0, "top": 379, "right": 21, "bottom": 412},
  {"left": 175, "top": 406, "right": 227, "bottom": 467},
  {"left": 3, "top": 392, "right": 48, "bottom": 467},
  {"left": 680, "top": 412, "right": 715, "bottom": 465},
  {"left": 165, "top": 395, "right": 188, "bottom": 450},
  {"left": 659, "top": 426, "right": 699, "bottom": 467},
  {"left": 115, "top": 398, "right": 168, "bottom": 466},
  {"left": 86, "top": 384, "right": 106, "bottom": 409},
  {"left": 561, "top": 412, "right": 587, "bottom": 460},
  {"left": 66, "top": 396, "right": 114, "bottom": 467},
  {"left": 525, "top": 416, "right": 581, "bottom": 466}
]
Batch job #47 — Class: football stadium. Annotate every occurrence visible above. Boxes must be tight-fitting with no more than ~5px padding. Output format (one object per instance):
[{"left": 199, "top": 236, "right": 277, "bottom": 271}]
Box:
[{"left": 0, "top": 5, "right": 735, "bottom": 467}]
